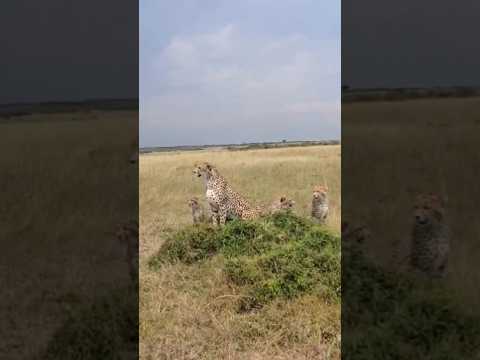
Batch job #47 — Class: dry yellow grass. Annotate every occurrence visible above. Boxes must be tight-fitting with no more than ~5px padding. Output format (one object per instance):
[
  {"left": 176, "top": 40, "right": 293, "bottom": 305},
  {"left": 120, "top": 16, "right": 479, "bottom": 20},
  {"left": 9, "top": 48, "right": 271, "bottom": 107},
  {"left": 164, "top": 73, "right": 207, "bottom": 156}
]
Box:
[
  {"left": 140, "top": 145, "right": 341, "bottom": 359},
  {"left": 343, "top": 96, "right": 480, "bottom": 314},
  {"left": 0, "top": 110, "right": 137, "bottom": 358}
]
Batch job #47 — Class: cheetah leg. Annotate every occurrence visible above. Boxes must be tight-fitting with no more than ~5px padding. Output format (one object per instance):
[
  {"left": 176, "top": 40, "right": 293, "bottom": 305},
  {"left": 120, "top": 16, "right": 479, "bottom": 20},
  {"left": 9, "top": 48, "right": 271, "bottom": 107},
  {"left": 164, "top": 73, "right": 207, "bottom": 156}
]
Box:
[
  {"left": 211, "top": 212, "right": 220, "bottom": 226},
  {"left": 218, "top": 208, "right": 227, "bottom": 225},
  {"left": 208, "top": 203, "right": 219, "bottom": 226}
]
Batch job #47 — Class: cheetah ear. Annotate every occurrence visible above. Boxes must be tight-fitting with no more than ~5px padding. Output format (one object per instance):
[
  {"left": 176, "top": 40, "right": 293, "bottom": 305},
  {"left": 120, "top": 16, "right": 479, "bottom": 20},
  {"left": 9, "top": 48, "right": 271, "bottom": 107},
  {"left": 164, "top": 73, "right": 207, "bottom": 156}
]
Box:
[{"left": 280, "top": 196, "right": 286, "bottom": 202}]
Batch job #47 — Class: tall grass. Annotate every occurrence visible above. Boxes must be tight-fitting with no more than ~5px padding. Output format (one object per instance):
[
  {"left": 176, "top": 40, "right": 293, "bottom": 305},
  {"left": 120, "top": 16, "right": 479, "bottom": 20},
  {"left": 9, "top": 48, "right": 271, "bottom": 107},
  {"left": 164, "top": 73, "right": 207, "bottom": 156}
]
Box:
[
  {"left": 0, "top": 111, "right": 137, "bottom": 359},
  {"left": 343, "top": 97, "right": 480, "bottom": 312},
  {"left": 140, "top": 145, "right": 341, "bottom": 359},
  {"left": 343, "top": 97, "right": 480, "bottom": 357}
]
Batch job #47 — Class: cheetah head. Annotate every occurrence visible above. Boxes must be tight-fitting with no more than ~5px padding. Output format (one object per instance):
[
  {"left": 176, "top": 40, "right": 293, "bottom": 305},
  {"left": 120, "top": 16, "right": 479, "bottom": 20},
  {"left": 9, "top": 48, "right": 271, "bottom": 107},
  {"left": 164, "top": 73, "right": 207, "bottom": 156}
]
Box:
[
  {"left": 413, "top": 193, "right": 445, "bottom": 225},
  {"left": 188, "top": 197, "right": 200, "bottom": 208},
  {"left": 313, "top": 186, "right": 328, "bottom": 201},
  {"left": 192, "top": 162, "right": 217, "bottom": 178},
  {"left": 279, "top": 196, "right": 295, "bottom": 210}
]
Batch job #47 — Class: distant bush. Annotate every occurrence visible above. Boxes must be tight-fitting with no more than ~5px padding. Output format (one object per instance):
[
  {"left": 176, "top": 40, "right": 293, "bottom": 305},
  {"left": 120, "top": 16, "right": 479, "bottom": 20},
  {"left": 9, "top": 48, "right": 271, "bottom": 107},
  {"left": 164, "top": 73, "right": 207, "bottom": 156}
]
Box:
[
  {"left": 149, "top": 212, "right": 340, "bottom": 311},
  {"left": 342, "top": 242, "right": 480, "bottom": 359}
]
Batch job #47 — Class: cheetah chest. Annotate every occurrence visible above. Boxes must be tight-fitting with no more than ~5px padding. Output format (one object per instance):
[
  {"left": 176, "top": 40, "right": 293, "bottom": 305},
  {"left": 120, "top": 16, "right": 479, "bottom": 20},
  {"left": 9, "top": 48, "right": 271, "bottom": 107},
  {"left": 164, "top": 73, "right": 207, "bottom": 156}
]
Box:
[{"left": 206, "top": 189, "right": 218, "bottom": 203}]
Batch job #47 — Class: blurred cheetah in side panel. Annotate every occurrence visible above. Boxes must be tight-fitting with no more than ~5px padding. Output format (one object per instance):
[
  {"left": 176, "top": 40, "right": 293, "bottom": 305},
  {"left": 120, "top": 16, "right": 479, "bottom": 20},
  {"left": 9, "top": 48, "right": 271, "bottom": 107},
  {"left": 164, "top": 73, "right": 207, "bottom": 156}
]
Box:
[{"left": 409, "top": 193, "right": 450, "bottom": 278}]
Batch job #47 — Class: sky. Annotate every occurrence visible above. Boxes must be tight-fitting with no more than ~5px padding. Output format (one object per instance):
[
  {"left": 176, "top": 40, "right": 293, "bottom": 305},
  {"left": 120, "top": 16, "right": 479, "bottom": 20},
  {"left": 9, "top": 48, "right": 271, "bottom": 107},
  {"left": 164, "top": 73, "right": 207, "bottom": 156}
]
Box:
[
  {"left": 0, "top": 1, "right": 138, "bottom": 104},
  {"left": 140, "top": 0, "right": 340, "bottom": 147},
  {"left": 343, "top": 0, "right": 480, "bottom": 88}
]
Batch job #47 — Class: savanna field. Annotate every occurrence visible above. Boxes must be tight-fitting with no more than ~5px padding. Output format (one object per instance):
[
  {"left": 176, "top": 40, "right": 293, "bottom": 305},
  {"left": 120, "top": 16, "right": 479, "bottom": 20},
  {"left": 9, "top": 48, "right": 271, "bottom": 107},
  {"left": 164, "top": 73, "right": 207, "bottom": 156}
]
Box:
[
  {"left": 140, "top": 145, "right": 341, "bottom": 359},
  {"left": 342, "top": 96, "right": 480, "bottom": 358},
  {"left": 343, "top": 97, "right": 480, "bottom": 310},
  {"left": 0, "top": 110, "right": 138, "bottom": 359},
  {"left": 3, "top": 96, "right": 480, "bottom": 359}
]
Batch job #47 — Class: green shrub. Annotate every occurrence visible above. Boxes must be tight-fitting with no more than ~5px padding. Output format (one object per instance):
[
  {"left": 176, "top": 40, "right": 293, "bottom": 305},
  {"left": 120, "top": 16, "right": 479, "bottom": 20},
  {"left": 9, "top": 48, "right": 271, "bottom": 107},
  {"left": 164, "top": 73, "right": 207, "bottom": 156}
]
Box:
[
  {"left": 148, "top": 224, "right": 219, "bottom": 268},
  {"left": 227, "top": 233, "right": 340, "bottom": 311},
  {"left": 150, "top": 212, "right": 340, "bottom": 311}
]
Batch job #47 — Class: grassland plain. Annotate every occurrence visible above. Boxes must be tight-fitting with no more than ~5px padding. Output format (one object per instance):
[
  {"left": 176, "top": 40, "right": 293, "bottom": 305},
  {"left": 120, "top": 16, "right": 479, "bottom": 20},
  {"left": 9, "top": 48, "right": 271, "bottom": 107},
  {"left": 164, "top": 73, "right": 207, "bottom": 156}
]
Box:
[
  {"left": 140, "top": 145, "right": 341, "bottom": 359},
  {"left": 343, "top": 97, "right": 480, "bottom": 310},
  {"left": 342, "top": 96, "right": 480, "bottom": 357},
  {"left": 0, "top": 110, "right": 138, "bottom": 359}
]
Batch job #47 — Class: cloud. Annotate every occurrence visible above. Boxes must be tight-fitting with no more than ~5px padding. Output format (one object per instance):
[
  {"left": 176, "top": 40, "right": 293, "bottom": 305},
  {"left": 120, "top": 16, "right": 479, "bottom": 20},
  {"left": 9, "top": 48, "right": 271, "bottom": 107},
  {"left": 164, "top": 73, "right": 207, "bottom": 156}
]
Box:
[{"left": 141, "top": 24, "right": 340, "bottom": 146}]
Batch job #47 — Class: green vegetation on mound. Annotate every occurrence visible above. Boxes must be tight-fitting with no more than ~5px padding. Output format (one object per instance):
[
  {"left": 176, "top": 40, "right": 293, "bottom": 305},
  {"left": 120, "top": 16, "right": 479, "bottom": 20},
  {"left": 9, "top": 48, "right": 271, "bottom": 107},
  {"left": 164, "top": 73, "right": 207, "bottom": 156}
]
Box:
[
  {"left": 149, "top": 212, "right": 340, "bottom": 311},
  {"left": 42, "top": 287, "right": 138, "bottom": 360},
  {"left": 342, "top": 244, "right": 480, "bottom": 359}
]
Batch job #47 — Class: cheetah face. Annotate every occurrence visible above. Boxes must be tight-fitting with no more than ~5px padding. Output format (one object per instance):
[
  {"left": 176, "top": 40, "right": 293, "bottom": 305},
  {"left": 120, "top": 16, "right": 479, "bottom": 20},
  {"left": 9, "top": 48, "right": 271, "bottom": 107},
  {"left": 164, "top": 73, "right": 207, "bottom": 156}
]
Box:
[
  {"left": 192, "top": 163, "right": 215, "bottom": 178},
  {"left": 188, "top": 198, "right": 200, "bottom": 208},
  {"left": 192, "top": 164, "right": 204, "bottom": 177},
  {"left": 313, "top": 186, "right": 328, "bottom": 201},
  {"left": 413, "top": 194, "right": 444, "bottom": 225},
  {"left": 279, "top": 196, "right": 295, "bottom": 209}
]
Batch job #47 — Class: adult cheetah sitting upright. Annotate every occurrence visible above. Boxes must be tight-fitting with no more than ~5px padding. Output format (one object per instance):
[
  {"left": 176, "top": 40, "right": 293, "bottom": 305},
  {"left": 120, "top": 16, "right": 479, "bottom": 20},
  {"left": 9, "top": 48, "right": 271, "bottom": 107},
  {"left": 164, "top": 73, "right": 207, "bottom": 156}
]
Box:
[
  {"left": 311, "top": 186, "right": 329, "bottom": 224},
  {"left": 409, "top": 193, "right": 450, "bottom": 278},
  {"left": 193, "top": 162, "right": 260, "bottom": 225}
]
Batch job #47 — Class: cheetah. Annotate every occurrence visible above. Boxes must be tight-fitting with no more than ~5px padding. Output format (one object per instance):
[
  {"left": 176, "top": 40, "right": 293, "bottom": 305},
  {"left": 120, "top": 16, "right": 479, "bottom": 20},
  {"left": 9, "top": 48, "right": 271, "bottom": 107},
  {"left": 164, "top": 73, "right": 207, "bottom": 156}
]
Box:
[
  {"left": 311, "top": 186, "right": 329, "bottom": 224},
  {"left": 187, "top": 197, "right": 210, "bottom": 224},
  {"left": 116, "top": 220, "right": 139, "bottom": 284},
  {"left": 268, "top": 196, "right": 296, "bottom": 214},
  {"left": 409, "top": 193, "right": 450, "bottom": 278},
  {"left": 192, "top": 162, "right": 260, "bottom": 225}
]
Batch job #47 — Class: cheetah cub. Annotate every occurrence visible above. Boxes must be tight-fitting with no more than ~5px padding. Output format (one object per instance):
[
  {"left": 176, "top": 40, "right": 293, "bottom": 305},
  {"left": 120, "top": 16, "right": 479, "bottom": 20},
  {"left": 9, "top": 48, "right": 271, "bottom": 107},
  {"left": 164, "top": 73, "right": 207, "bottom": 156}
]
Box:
[
  {"left": 269, "top": 196, "right": 296, "bottom": 214},
  {"left": 311, "top": 186, "right": 329, "bottom": 224},
  {"left": 116, "top": 220, "right": 139, "bottom": 284},
  {"left": 188, "top": 197, "right": 210, "bottom": 224},
  {"left": 409, "top": 193, "right": 450, "bottom": 278}
]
